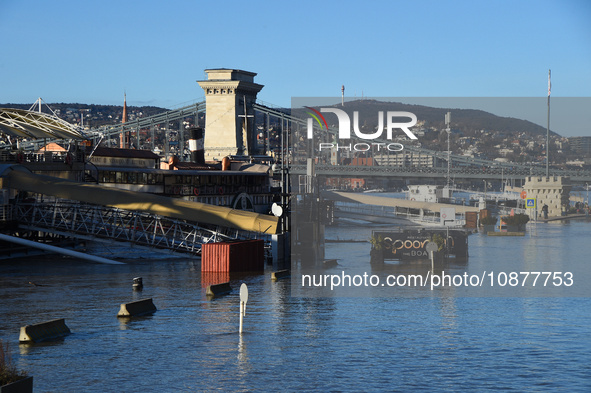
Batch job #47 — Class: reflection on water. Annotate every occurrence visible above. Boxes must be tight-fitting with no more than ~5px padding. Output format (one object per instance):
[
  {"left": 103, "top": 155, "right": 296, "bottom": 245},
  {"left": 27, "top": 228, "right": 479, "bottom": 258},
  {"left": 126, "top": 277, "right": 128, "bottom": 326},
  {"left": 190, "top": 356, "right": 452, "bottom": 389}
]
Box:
[
  {"left": 237, "top": 333, "right": 250, "bottom": 377},
  {"left": 295, "top": 220, "right": 591, "bottom": 298},
  {"left": 0, "top": 222, "right": 590, "bottom": 391}
]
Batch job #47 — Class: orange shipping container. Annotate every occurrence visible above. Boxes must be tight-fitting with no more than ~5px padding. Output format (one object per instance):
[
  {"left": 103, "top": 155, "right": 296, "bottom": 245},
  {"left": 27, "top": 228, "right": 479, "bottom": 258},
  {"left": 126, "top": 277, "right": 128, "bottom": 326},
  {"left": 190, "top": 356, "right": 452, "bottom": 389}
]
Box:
[{"left": 201, "top": 239, "right": 264, "bottom": 272}]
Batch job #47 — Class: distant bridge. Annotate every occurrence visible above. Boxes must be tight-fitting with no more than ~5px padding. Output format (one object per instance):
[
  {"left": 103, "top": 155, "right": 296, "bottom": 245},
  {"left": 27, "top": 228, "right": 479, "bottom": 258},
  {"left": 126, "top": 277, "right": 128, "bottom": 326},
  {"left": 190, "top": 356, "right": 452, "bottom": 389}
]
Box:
[
  {"left": 290, "top": 164, "right": 591, "bottom": 184},
  {"left": 16, "top": 100, "right": 591, "bottom": 184}
]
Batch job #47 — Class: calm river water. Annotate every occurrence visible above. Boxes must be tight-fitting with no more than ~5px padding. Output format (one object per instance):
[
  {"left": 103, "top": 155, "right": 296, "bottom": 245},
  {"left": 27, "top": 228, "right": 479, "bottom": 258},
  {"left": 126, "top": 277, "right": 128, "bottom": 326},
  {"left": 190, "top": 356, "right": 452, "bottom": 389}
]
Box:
[{"left": 1, "top": 220, "right": 591, "bottom": 392}]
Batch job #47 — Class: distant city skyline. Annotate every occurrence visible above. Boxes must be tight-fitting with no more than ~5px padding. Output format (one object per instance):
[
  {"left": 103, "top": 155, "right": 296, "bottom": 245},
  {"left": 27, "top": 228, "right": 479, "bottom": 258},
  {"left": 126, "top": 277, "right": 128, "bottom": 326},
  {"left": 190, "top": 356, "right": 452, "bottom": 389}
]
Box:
[{"left": 1, "top": 0, "right": 589, "bottom": 136}]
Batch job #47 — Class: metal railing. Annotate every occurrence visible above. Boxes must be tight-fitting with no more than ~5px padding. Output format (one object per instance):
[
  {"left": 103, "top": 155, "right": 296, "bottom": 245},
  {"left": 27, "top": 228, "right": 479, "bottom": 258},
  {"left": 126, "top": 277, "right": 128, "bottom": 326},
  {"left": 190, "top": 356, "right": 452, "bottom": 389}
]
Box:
[{"left": 11, "top": 200, "right": 259, "bottom": 256}]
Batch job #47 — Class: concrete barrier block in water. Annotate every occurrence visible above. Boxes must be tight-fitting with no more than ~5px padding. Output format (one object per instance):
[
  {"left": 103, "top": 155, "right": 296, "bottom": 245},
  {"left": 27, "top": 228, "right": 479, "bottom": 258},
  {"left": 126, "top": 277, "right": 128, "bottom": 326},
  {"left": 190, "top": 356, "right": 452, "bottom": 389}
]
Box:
[
  {"left": 19, "top": 318, "right": 71, "bottom": 343},
  {"left": 206, "top": 282, "right": 232, "bottom": 298},
  {"left": 271, "top": 270, "right": 291, "bottom": 281},
  {"left": 117, "top": 298, "right": 157, "bottom": 317}
]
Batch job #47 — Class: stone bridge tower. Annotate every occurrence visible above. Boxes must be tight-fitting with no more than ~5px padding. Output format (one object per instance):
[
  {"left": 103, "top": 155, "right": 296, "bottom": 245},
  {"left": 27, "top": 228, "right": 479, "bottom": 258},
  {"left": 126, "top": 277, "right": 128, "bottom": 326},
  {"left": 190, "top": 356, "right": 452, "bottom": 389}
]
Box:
[
  {"left": 197, "top": 69, "right": 263, "bottom": 161},
  {"left": 523, "top": 176, "right": 572, "bottom": 218}
]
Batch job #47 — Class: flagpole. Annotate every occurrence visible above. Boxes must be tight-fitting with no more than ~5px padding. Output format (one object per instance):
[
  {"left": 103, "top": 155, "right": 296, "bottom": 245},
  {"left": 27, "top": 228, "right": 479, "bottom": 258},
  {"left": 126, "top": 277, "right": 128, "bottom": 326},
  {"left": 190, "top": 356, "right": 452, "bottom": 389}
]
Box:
[{"left": 546, "top": 69, "right": 551, "bottom": 178}]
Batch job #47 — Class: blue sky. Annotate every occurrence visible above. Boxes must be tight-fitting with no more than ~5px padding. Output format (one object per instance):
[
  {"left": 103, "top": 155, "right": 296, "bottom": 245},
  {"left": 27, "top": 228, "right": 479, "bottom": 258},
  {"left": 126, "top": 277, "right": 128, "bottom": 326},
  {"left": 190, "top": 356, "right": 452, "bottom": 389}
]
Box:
[{"left": 1, "top": 0, "right": 590, "bottom": 135}]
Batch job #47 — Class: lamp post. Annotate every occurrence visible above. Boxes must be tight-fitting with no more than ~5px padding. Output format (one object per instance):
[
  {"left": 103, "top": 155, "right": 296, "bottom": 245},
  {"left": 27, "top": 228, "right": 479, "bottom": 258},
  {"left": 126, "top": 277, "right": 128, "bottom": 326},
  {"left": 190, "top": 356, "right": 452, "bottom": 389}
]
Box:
[
  {"left": 80, "top": 109, "right": 90, "bottom": 130},
  {"left": 445, "top": 112, "right": 451, "bottom": 189}
]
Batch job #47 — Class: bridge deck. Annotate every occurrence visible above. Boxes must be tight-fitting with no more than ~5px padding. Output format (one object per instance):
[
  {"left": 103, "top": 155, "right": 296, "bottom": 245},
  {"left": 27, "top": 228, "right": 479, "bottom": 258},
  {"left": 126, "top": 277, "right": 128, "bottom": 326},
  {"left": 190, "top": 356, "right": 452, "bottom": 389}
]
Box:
[{"left": 324, "top": 191, "right": 480, "bottom": 213}]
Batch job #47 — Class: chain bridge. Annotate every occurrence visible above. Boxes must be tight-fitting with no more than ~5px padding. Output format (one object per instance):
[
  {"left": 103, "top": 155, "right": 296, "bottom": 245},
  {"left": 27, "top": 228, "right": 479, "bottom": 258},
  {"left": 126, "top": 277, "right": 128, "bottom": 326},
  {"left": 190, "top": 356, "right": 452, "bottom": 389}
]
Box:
[{"left": 17, "top": 100, "right": 591, "bottom": 184}]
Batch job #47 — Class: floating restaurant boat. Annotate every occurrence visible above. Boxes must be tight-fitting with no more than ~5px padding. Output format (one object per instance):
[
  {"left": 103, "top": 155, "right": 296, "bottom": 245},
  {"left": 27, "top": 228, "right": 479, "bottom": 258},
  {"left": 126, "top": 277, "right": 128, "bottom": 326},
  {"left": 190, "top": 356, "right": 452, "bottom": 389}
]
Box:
[
  {"left": 85, "top": 147, "right": 277, "bottom": 214},
  {"left": 371, "top": 227, "right": 469, "bottom": 261}
]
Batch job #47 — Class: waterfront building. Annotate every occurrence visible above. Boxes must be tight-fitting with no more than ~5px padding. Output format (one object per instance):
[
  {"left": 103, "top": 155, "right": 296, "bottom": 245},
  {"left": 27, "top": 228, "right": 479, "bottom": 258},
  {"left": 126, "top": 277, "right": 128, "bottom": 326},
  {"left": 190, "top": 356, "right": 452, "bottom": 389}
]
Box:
[
  {"left": 373, "top": 151, "right": 435, "bottom": 167},
  {"left": 568, "top": 136, "right": 591, "bottom": 156}
]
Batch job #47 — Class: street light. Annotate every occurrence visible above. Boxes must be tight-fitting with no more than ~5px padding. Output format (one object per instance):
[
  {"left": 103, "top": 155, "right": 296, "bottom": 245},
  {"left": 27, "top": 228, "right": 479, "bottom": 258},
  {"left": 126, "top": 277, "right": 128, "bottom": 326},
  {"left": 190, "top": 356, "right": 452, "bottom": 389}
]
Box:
[
  {"left": 80, "top": 109, "right": 90, "bottom": 130},
  {"left": 445, "top": 112, "right": 451, "bottom": 189}
]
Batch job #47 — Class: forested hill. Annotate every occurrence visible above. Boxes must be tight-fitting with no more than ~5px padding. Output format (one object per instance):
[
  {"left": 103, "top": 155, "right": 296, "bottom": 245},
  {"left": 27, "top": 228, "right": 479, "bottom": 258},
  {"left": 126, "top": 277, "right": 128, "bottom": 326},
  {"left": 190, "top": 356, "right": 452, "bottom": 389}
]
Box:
[{"left": 296, "top": 99, "right": 556, "bottom": 137}]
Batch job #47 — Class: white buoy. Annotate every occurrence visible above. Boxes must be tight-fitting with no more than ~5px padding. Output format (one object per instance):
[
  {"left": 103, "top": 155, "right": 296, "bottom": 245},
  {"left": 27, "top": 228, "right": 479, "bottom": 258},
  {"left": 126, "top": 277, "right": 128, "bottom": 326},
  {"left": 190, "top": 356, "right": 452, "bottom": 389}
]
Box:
[
  {"left": 133, "top": 277, "right": 143, "bottom": 290},
  {"left": 239, "top": 283, "right": 248, "bottom": 334}
]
